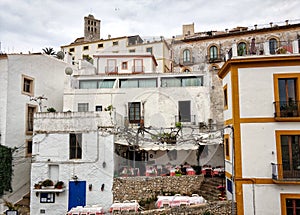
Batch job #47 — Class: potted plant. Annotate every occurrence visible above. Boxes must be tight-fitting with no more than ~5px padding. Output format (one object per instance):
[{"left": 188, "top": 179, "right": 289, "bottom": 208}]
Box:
[
  {"left": 41, "top": 179, "right": 54, "bottom": 188},
  {"left": 34, "top": 181, "right": 42, "bottom": 189},
  {"left": 55, "top": 181, "right": 64, "bottom": 189}
]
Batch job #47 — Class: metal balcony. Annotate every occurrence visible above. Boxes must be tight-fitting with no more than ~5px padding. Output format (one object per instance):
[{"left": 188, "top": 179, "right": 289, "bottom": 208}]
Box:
[
  {"left": 272, "top": 163, "right": 300, "bottom": 182},
  {"left": 273, "top": 100, "right": 300, "bottom": 119},
  {"left": 105, "top": 66, "right": 118, "bottom": 74},
  {"left": 175, "top": 115, "right": 196, "bottom": 124}
]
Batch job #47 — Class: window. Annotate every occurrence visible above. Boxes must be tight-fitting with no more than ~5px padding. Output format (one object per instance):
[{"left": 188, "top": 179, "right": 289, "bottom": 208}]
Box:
[
  {"left": 224, "top": 134, "right": 230, "bottom": 160},
  {"left": 226, "top": 178, "right": 232, "bottom": 194},
  {"left": 223, "top": 84, "right": 228, "bottom": 110},
  {"left": 237, "top": 42, "right": 247, "bottom": 56},
  {"left": 83, "top": 45, "right": 89, "bottom": 51},
  {"left": 79, "top": 80, "right": 115, "bottom": 89},
  {"left": 26, "top": 140, "right": 32, "bottom": 156},
  {"left": 281, "top": 194, "right": 300, "bottom": 215},
  {"left": 209, "top": 45, "right": 218, "bottom": 60},
  {"left": 146, "top": 47, "right": 153, "bottom": 54},
  {"left": 22, "top": 75, "right": 34, "bottom": 96},
  {"left": 161, "top": 76, "right": 203, "bottom": 87},
  {"left": 269, "top": 38, "right": 278, "bottom": 54},
  {"left": 95, "top": 105, "right": 102, "bottom": 111},
  {"left": 98, "top": 43, "right": 103, "bottom": 48},
  {"left": 274, "top": 73, "right": 300, "bottom": 118},
  {"left": 129, "top": 49, "right": 135, "bottom": 53},
  {"left": 133, "top": 59, "right": 143, "bottom": 73},
  {"left": 78, "top": 103, "right": 89, "bottom": 112},
  {"left": 69, "top": 48, "right": 75, "bottom": 52},
  {"left": 276, "top": 131, "right": 300, "bottom": 179},
  {"left": 69, "top": 133, "right": 82, "bottom": 159},
  {"left": 40, "top": 193, "right": 55, "bottom": 203},
  {"left": 106, "top": 59, "right": 117, "bottom": 73},
  {"left": 113, "top": 41, "right": 119, "bottom": 46},
  {"left": 26, "top": 105, "right": 37, "bottom": 134},
  {"left": 183, "top": 49, "right": 191, "bottom": 62},
  {"left": 119, "top": 78, "right": 157, "bottom": 88},
  {"left": 122, "top": 62, "right": 128, "bottom": 70},
  {"left": 128, "top": 102, "right": 141, "bottom": 123},
  {"left": 178, "top": 101, "right": 191, "bottom": 122}
]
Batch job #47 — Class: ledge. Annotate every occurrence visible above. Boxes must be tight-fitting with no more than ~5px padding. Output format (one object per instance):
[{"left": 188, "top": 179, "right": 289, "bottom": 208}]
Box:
[{"left": 33, "top": 188, "right": 65, "bottom": 193}]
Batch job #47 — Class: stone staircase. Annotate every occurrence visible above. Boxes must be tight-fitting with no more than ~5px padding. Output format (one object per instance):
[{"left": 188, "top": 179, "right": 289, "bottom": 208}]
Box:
[
  {"left": 197, "top": 176, "right": 226, "bottom": 202},
  {"left": 15, "top": 193, "right": 30, "bottom": 215}
]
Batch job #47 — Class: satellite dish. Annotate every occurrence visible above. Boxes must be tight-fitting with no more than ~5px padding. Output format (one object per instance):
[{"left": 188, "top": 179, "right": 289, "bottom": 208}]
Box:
[
  {"left": 56, "top": 51, "right": 65, "bottom": 60},
  {"left": 65, "top": 67, "right": 73, "bottom": 76}
]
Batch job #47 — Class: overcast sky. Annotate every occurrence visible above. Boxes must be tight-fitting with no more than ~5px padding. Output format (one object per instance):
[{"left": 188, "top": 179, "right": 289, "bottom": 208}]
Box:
[{"left": 0, "top": 0, "right": 299, "bottom": 53}]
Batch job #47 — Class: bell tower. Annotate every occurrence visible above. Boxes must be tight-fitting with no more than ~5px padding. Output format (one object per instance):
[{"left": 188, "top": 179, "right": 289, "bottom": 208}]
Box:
[{"left": 84, "top": 14, "right": 100, "bottom": 41}]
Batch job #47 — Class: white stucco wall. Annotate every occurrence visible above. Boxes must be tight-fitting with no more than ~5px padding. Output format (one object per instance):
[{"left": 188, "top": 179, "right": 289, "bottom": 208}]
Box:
[
  {"left": 31, "top": 112, "right": 115, "bottom": 215},
  {"left": 238, "top": 66, "right": 300, "bottom": 118},
  {"left": 0, "top": 54, "right": 69, "bottom": 208},
  {"left": 243, "top": 184, "right": 300, "bottom": 215}
]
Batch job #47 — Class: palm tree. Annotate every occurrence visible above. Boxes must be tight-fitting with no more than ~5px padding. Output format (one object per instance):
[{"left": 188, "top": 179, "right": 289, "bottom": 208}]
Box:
[{"left": 42, "top": 47, "right": 56, "bottom": 55}]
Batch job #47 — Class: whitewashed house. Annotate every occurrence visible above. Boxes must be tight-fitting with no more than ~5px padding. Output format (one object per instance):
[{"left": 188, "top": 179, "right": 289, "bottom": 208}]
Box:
[
  {"left": 0, "top": 53, "right": 68, "bottom": 213},
  {"left": 218, "top": 41, "right": 300, "bottom": 214},
  {"left": 30, "top": 111, "right": 116, "bottom": 215}
]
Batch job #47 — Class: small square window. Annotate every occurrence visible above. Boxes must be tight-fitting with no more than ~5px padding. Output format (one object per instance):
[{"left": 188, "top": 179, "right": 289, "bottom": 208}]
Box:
[
  {"left": 40, "top": 193, "right": 55, "bottom": 203},
  {"left": 146, "top": 47, "right": 153, "bottom": 54},
  {"left": 98, "top": 43, "right": 103, "bottom": 48},
  {"left": 95, "top": 105, "right": 102, "bottom": 111},
  {"left": 78, "top": 103, "right": 89, "bottom": 112},
  {"left": 83, "top": 45, "right": 89, "bottom": 50},
  {"left": 122, "top": 62, "right": 128, "bottom": 70},
  {"left": 22, "top": 75, "right": 34, "bottom": 96},
  {"left": 113, "top": 41, "right": 119, "bottom": 46},
  {"left": 129, "top": 49, "right": 135, "bottom": 53},
  {"left": 69, "top": 48, "right": 75, "bottom": 52}
]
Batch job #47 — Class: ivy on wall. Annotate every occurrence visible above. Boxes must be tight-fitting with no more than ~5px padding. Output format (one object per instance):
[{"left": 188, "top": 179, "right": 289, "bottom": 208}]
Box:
[{"left": 0, "top": 145, "right": 13, "bottom": 197}]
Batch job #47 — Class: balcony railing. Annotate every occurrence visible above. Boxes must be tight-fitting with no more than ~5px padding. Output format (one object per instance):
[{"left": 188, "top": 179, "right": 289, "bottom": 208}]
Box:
[
  {"left": 205, "top": 54, "right": 225, "bottom": 63},
  {"left": 105, "top": 66, "right": 118, "bottom": 74},
  {"left": 132, "top": 66, "right": 144, "bottom": 73},
  {"left": 227, "top": 40, "right": 299, "bottom": 61},
  {"left": 273, "top": 100, "right": 300, "bottom": 118},
  {"left": 175, "top": 115, "right": 196, "bottom": 124},
  {"left": 272, "top": 163, "right": 300, "bottom": 181},
  {"left": 174, "top": 57, "right": 195, "bottom": 66}
]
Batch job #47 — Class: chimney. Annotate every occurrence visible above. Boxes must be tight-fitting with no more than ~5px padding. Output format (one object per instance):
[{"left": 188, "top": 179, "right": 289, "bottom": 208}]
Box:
[{"left": 285, "top": 20, "right": 289, "bottom": 25}]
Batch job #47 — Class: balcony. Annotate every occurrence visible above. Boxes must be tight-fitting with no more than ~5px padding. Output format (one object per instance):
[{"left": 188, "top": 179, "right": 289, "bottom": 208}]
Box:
[
  {"left": 273, "top": 101, "right": 300, "bottom": 120},
  {"left": 226, "top": 40, "right": 299, "bottom": 60},
  {"left": 132, "top": 66, "right": 144, "bottom": 74},
  {"left": 175, "top": 115, "right": 196, "bottom": 125},
  {"left": 272, "top": 163, "right": 300, "bottom": 183},
  {"left": 174, "top": 57, "right": 195, "bottom": 66},
  {"left": 206, "top": 54, "right": 225, "bottom": 63},
  {"left": 105, "top": 66, "right": 118, "bottom": 74}
]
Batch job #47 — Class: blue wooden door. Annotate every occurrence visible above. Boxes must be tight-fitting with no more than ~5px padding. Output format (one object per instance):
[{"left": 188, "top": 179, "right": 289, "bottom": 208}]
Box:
[{"left": 68, "top": 181, "right": 86, "bottom": 211}]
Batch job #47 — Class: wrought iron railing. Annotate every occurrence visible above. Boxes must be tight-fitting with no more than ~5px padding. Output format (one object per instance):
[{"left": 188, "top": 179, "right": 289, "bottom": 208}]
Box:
[
  {"left": 132, "top": 66, "right": 145, "bottom": 73},
  {"left": 273, "top": 100, "right": 300, "bottom": 118},
  {"left": 175, "top": 115, "right": 196, "bottom": 124},
  {"left": 205, "top": 54, "right": 225, "bottom": 63},
  {"left": 105, "top": 66, "right": 118, "bottom": 74},
  {"left": 271, "top": 163, "right": 300, "bottom": 181}
]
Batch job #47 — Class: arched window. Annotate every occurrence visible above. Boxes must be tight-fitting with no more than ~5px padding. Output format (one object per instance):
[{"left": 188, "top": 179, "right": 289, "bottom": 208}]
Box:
[
  {"left": 209, "top": 46, "right": 218, "bottom": 60},
  {"left": 183, "top": 49, "right": 191, "bottom": 63},
  {"left": 237, "top": 42, "right": 247, "bottom": 56},
  {"left": 183, "top": 68, "right": 190, "bottom": 73},
  {"left": 269, "top": 38, "right": 278, "bottom": 54}
]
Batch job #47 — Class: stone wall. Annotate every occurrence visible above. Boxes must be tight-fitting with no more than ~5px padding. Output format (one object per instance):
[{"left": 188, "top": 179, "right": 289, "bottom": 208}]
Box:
[
  {"left": 112, "top": 176, "right": 233, "bottom": 214},
  {"left": 113, "top": 175, "right": 204, "bottom": 203}
]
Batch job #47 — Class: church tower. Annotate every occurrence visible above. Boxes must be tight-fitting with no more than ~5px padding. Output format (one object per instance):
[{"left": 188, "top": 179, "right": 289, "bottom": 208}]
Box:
[{"left": 84, "top": 14, "right": 100, "bottom": 41}]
